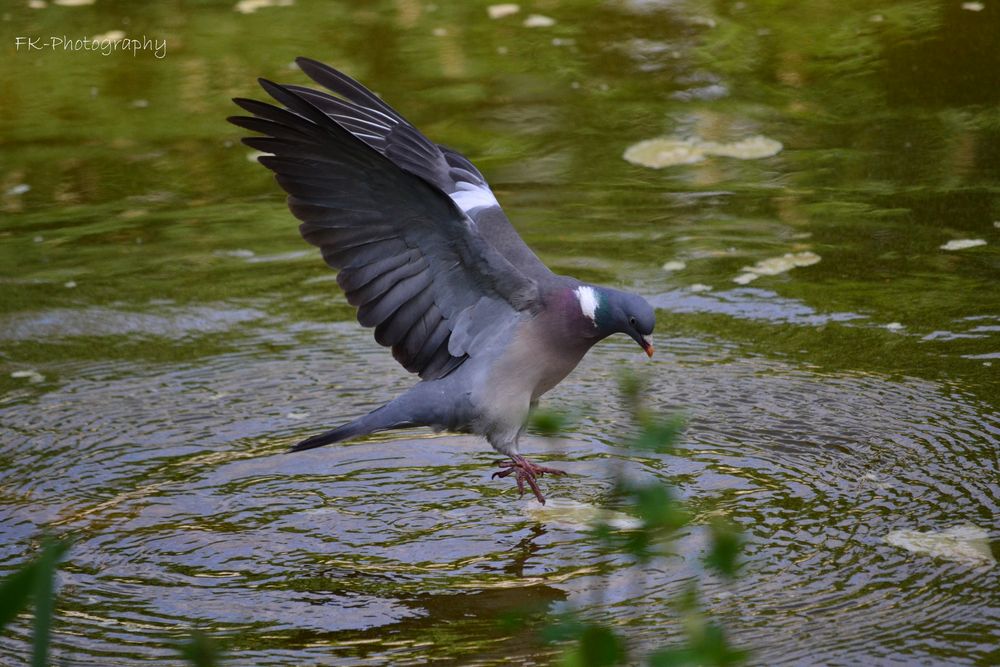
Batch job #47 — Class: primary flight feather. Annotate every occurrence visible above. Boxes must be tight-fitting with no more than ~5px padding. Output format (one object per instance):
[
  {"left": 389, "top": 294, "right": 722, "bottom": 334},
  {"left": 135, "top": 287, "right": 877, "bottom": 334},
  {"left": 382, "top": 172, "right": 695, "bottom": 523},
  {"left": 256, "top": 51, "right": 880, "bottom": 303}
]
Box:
[{"left": 229, "top": 58, "right": 655, "bottom": 503}]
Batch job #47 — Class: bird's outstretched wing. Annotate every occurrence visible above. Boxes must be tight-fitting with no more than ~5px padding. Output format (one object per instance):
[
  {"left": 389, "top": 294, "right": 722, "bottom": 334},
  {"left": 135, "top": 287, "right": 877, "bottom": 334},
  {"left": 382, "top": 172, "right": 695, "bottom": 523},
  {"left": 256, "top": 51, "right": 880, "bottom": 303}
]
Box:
[
  {"left": 229, "top": 78, "right": 540, "bottom": 380},
  {"left": 287, "top": 58, "right": 553, "bottom": 282}
]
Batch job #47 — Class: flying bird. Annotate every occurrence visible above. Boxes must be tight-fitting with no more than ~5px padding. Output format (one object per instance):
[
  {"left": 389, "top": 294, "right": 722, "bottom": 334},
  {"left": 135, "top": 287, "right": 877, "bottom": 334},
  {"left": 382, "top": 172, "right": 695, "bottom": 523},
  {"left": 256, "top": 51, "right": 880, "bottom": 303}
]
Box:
[{"left": 229, "top": 58, "right": 655, "bottom": 504}]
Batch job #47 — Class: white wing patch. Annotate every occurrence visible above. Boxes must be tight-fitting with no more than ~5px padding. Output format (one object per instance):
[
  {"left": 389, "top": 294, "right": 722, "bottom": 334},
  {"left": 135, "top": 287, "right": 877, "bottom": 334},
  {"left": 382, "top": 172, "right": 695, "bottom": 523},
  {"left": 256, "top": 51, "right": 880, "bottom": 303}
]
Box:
[
  {"left": 449, "top": 181, "right": 499, "bottom": 215},
  {"left": 575, "top": 285, "right": 599, "bottom": 324}
]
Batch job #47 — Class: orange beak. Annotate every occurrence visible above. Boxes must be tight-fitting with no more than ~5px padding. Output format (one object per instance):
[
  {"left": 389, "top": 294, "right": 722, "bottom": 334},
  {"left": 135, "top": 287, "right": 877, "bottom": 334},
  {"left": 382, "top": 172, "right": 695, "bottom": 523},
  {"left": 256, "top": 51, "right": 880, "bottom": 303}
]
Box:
[{"left": 641, "top": 336, "right": 654, "bottom": 358}]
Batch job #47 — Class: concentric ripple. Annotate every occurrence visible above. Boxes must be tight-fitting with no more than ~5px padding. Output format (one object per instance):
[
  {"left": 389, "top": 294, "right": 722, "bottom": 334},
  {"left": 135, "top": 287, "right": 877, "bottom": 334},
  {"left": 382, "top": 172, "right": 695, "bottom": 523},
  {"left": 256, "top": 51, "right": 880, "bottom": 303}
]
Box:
[{"left": 0, "top": 322, "right": 996, "bottom": 665}]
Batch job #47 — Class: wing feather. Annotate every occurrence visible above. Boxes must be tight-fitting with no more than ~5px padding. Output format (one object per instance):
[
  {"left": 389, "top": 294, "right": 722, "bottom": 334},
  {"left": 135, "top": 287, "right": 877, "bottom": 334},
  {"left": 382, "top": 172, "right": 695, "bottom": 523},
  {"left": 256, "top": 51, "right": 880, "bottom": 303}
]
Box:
[
  {"left": 344, "top": 257, "right": 428, "bottom": 307},
  {"left": 229, "top": 77, "right": 540, "bottom": 379},
  {"left": 289, "top": 59, "right": 552, "bottom": 282}
]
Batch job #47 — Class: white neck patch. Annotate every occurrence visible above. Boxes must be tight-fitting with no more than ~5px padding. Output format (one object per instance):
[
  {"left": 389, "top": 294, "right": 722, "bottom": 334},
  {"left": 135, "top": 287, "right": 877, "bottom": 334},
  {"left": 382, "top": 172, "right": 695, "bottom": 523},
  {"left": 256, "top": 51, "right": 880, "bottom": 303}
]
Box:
[{"left": 575, "top": 286, "right": 599, "bottom": 325}]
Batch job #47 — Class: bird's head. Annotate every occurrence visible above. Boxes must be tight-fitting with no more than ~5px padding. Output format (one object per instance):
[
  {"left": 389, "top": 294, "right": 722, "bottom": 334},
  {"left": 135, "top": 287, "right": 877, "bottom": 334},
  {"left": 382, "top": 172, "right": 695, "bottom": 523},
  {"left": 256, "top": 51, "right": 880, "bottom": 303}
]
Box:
[{"left": 573, "top": 285, "right": 655, "bottom": 357}]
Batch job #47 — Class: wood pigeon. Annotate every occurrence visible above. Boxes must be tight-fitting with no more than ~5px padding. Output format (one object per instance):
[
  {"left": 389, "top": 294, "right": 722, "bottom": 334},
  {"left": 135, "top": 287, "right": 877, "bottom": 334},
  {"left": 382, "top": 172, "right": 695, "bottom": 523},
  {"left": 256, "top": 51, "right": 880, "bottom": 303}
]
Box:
[{"left": 229, "top": 58, "right": 655, "bottom": 504}]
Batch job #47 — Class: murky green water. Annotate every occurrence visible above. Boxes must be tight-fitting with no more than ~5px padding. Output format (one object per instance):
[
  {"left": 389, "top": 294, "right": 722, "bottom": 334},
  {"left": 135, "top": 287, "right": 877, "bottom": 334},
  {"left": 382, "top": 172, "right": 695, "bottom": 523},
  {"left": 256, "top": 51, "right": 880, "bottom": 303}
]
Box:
[{"left": 1, "top": 0, "right": 998, "bottom": 664}]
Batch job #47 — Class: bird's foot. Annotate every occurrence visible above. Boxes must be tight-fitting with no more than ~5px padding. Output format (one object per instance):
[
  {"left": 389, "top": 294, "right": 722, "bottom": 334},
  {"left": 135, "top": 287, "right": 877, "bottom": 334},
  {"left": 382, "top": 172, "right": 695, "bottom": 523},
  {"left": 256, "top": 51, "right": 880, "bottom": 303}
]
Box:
[{"left": 492, "top": 454, "right": 567, "bottom": 504}]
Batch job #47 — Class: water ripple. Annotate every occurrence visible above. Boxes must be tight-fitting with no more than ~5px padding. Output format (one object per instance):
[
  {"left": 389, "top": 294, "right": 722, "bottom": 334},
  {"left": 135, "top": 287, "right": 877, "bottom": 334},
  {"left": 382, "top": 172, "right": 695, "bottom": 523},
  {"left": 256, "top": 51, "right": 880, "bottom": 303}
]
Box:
[{"left": 1, "top": 328, "right": 996, "bottom": 664}]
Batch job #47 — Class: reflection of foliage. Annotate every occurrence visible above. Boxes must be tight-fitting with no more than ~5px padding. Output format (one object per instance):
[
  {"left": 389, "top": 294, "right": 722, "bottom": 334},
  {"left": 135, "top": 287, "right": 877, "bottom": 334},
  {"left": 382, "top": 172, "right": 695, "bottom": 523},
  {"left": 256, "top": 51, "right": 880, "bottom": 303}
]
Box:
[
  {"left": 0, "top": 539, "right": 222, "bottom": 666},
  {"left": 688, "top": 0, "right": 943, "bottom": 109},
  {"left": 532, "top": 372, "right": 746, "bottom": 666}
]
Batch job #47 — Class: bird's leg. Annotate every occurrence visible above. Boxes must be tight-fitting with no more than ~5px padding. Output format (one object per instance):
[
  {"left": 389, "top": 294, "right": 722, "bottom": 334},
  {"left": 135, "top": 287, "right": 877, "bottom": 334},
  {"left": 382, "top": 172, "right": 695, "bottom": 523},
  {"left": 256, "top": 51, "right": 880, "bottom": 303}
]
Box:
[{"left": 492, "top": 454, "right": 567, "bottom": 504}]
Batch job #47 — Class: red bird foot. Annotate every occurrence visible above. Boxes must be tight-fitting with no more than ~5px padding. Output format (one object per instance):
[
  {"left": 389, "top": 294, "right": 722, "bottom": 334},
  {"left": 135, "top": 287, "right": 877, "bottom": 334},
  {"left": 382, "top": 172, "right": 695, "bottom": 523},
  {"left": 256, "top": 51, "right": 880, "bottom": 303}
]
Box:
[{"left": 492, "top": 454, "right": 567, "bottom": 504}]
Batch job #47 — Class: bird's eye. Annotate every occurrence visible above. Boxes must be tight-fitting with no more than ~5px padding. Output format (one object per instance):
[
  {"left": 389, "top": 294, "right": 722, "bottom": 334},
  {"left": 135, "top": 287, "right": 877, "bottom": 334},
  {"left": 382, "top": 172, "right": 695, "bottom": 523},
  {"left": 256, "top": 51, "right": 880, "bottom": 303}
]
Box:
[{"left": 629, "top": 316, "right": 636, "bottom": 327}]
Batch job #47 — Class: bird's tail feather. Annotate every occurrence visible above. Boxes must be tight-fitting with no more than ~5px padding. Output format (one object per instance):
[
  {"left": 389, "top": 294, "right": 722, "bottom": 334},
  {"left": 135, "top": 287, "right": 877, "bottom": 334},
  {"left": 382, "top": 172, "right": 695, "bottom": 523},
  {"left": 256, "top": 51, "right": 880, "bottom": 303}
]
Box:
[
  {"left": 289, "top": 422, "right": 363, "bottom": 452},
  {"left": 289, "top": 404, "right": 416, "bottom": 452}
]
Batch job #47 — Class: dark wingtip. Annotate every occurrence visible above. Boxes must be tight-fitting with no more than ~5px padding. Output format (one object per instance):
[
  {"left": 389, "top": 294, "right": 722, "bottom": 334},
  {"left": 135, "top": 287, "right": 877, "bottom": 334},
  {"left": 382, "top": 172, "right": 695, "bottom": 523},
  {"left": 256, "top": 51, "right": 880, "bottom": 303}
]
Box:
[
  {"left": 255, "top": 76, "right": 333, "bottom": 128},
  {"left": 239, "top": 136, "right": 270, "bottom": 151},
  {"left": 258, "top": 77, "right": 285, "bottom": 98},
  {"left": 294, "top": 56, "right": 334, "bottom": 76},
  {"left": 232, "top": 97, "right": 260, "bottom": 113},
  {"left": 226, "top": 114, "right": 252, "bottom": 129}
]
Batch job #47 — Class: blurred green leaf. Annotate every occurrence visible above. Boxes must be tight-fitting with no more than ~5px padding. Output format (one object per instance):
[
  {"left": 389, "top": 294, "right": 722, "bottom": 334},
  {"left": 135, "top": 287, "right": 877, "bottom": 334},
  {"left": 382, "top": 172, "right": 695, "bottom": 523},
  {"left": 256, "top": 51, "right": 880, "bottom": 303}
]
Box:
[
  {"left": 595, "top": 483, "right": 691, "bottom": 561},
  {"left": 530, "top": 409, "right": 571, "bottom": 438},
  {"left": 30, "top": 538, "right": 68, "bottom": 667},
  {"left": 648, "top": 646, "right": 697, "bottom": 667},
  {"left": 541, "top": 372, "right": 745, "bottom": 665},
  {"left": 634, "top": 415, "right": 685, "bottom": 453},
  {"left": 0, "top": 537, "right": 70, "bottom": 667},
  {"left": 704, "top": 519, "right": 744, "bottom": 579},
  {"left": 178, "top": 632, "right": 222, "bottom": 667},
  {"left": 589, "top": 522, "right": 614, "bottom": 545},
  {"left": 616, "top": 369, "right": 648, "bottom": 414},
  {"left": 560, "top": 624, "right": 627, "bottom": 667},
  {"left": 695, "top": 623, "right": 748, "bottom": 666},
  {"left": 0, "top": 559, "right": 41, "bottom": 631},
  {"left": 673, "top": 582, "right": 700, "bottom": 615},
  {"left": 630, "top": 483, "right": 689, "bottom": 533},
  {"left": 541, "top": 612, "right": 587, "bottom": 644},
  {"left": 618, "top": 373, "right": 643, "bottom": 401},
  {"left": 649, "top": 623, "right": 748, "bottom": 667},
  {"left": 623, "top": 529, "right": 654, "bottom": 561}
]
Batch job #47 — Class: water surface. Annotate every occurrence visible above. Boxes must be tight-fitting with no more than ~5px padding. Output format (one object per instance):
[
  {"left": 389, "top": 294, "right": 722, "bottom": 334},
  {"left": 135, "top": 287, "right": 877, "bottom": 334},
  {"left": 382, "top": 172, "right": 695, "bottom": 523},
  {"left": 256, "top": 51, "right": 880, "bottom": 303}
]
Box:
[{"left": 1, "top": 0, "right": 998, "bottom": 665}]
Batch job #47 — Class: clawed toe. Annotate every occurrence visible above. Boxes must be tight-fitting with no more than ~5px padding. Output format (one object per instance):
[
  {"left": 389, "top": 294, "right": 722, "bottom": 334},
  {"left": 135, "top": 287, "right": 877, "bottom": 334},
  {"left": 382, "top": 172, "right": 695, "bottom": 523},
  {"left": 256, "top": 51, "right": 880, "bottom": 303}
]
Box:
[
  {"left": 491, "top": 455, "right": 567, "bottom": 504},
  {"left": 530, "top": 464, "right": 567, "bottom": 477}
]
